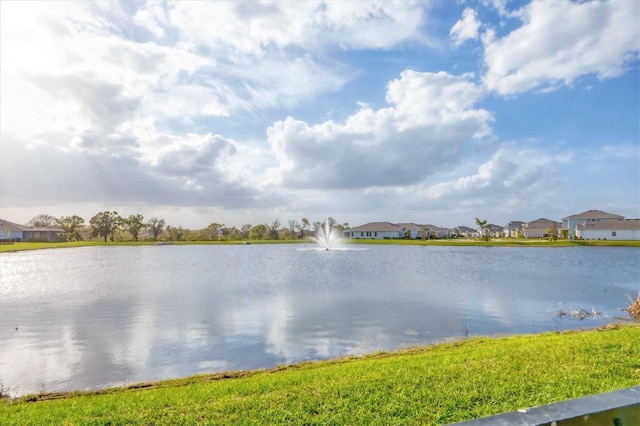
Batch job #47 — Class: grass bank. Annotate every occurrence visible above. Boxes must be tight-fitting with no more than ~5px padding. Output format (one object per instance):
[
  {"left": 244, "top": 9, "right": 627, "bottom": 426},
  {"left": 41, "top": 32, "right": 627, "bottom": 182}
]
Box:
[
  {"left": 2, "top": 324, "right": 639, "bottom": 425},
  {"left": 1, "top": 238, "right": 639, "bottom": 253}
]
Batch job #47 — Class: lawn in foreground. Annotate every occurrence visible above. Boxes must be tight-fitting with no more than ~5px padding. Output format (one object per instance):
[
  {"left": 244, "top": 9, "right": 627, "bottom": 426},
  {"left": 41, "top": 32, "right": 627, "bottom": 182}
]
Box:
[{"left": 2, "top": 324, "right": 639, "bottom": 425}]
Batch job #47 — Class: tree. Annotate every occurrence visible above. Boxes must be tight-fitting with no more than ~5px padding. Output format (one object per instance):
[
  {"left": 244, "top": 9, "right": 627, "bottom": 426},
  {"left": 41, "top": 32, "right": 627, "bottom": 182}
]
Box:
[
  {"left": 90, "top": 211, "right": 121, "bottom": 242},
  {"left": 167, "top": 225, "right": 184, "bottom": 241},
  {"left": 56, "top": 215, "right": 85, "bottom": 241},
  {"left": 206, "top": 223, "right": 224, "bottom": 241},
  {"left": 240, "top": 224, "right": 252, "bottom": 239},
  {"left": 122, "top": 214, "right": 146, "bottom": 241},
  {"left": 27, "top": 214, "right": 57, "bottom": 228},
  {"left": 147, "top": 217, "right": 165, "bottom": 241},
  {"left": 475, "top": 218, "right": 488, "bottom": 241},
  {"left": 269, "top": 218, "right": 281, "bottom": 240},
  {"left": 546, "top": 222, "right": 559, "bottom": 241},
  {"left": 250, "top": 224, "right": 267, "bottom": 240},
  {"left": 296, "top": 218, "right": 310, "bottom": 239},
  {"left": 288, "top": 220, "right": 298, "bottom": 238}
]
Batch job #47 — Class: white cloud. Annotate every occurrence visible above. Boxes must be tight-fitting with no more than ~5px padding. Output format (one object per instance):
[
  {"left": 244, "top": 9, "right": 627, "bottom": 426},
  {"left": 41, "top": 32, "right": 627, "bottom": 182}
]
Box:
[
  {"left": 450, "top": 7, "right": 481, "bottom": 46},
  {"left": 267, "top": 70, "right": 493, "bottom": 189},
  {"left": 482, "top": 0, "right": 640, "bottom": 95},
  {"left": 167, "top": 1, "right": 425, "bottom": 55}
]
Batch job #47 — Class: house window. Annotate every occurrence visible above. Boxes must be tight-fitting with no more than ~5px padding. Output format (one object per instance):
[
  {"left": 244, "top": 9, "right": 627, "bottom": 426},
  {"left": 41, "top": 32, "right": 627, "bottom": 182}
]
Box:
[
  {"left": 361, "top": 232, "right": 364, "bottom": 237},
  {"left": 612, "top": 231, "right": 616, "bottom": 236},
  {"left": 374, "top": 232, "right": 377, "bottom": 237}
]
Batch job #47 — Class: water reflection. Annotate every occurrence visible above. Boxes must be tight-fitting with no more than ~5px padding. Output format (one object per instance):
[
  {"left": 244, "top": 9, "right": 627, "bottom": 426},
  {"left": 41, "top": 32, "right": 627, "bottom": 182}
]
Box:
[{"left": 1, "top": 245, "right": 638, "bottom": 396}]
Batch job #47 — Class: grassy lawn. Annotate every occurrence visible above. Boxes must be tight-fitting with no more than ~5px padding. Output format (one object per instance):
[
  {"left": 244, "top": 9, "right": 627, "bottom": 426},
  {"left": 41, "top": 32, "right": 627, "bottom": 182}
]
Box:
[
  {"left": 1, "top": 238, "right": 638, "bottom": 253},
  {"left": 2, "top": 324, "right": 639, "bottom": 425}
]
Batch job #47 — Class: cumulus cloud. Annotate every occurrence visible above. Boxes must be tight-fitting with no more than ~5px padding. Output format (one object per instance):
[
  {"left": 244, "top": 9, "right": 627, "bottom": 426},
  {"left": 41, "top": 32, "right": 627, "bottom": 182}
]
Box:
[
  {"left": 482, "top": 0, "right": 640, "bottom": 95},
  {"left": 268, "top": 70, "right": 493, "bottom": 189},
  {"left": 423, "top": 148, "right": 567, "bottom": 203},
  {"left": 0, "top": 134, "right": 264, "bottom": 209},
  {"left": 450, "top": 7, "right": 481, "bottom": 46}
]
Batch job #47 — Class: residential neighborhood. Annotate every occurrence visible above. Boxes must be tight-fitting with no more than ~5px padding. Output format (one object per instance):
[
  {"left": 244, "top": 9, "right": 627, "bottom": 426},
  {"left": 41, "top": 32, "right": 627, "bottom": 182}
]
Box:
[
  {"left": 1, "top": 209, "right": 639, "bottom": 243},
  {"left": 342, "top": 210, "right": 640, "bottom": 241}
]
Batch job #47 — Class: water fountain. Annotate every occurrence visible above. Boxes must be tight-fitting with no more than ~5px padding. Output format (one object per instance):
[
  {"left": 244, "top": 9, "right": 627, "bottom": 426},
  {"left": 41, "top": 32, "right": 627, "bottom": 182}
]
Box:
[{"left": 310, "top": 218, "right": 342, "bottom": 250}]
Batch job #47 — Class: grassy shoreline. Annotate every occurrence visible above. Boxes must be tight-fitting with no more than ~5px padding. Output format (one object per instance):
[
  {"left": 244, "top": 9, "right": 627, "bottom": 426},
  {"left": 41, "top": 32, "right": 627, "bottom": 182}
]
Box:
[
  {"left": 1, "top": 238, "right": 638, "bottom": 253},
  {"left": 2, "top": 324, "right": 639, "bottom": 424}
]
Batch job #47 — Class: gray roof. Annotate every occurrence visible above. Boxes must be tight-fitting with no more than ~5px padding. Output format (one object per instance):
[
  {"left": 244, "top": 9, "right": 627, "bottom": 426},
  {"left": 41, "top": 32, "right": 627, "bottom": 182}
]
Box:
[
  {"left": 524, "top": 218, "right": 561, "bottom": 228},
  {"left": 563, "top": 210, "right": 624, "bottom": 220},
  {"left": 0, "top": 218, "right": 63, "bottom": 233},
  {"left": 577, "top": 219, "right": 640, "bottom": 230},
  {"left": 456, "top": 226, "right": 475, "bottom": 232},
  {"left": 348, "top": 222, "right": 400, "bottom": 232},
  {"left": 0, "top": 219, "right": 31, "bottom": 232}
]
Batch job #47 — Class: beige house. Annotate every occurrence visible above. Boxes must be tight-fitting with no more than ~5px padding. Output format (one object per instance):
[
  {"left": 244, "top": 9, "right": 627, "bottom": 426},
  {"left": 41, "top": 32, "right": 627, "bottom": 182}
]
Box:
[{"left": 522, "top": 218, "right": 561, "bottom": 238}]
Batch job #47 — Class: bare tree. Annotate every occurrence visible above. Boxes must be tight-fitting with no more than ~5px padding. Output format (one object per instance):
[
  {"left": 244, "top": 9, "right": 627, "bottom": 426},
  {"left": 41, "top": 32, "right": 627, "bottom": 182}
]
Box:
[
  {"left": 296, "top": 217, "right": 310, "bottom": 239},
  {"left": 27, "top": 214, "right": 57, "bottom": 228},
  {"left": 269, "top": 218, "right": 281, "bottom": 240}
]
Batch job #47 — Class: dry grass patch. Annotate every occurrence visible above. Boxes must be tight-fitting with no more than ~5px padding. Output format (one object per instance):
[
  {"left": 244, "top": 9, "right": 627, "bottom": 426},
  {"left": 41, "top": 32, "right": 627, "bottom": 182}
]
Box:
[{"left": 627, "top": 293, "right": 640, "bottom": 321}]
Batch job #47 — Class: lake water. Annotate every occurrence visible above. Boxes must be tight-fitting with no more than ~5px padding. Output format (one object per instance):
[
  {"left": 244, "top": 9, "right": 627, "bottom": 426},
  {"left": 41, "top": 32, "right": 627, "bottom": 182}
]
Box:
[{"left": 1, "top": 244, "right": 638, "bottom": 396}]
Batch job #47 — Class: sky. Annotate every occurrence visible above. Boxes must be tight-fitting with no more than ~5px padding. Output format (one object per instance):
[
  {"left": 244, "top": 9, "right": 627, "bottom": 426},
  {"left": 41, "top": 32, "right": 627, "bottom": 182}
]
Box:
[{"left": 1, "top": 0, "right": 639, "bottom": 229}]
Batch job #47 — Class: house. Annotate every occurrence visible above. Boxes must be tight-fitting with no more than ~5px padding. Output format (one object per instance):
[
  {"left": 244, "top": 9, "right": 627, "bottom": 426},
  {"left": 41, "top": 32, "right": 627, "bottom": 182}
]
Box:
[
  {"left": 453, "top": 226, "right": 475, "bottom": 238},
  {"left": 0, "top": 219, "right": 64, "bottom": 242},
  {"left": 0, "top": 219, "right": 29, "bottom": 241},
  {"left": 421, "top": 224, "right": 450, "bottom": 239},
  {"left": 504, "top": 221, "right": 525, "bottom": 238},
  {"left": 395, "top": 223, "right": 423, "bottom": 239},
  {"left": 576, "top": 219, "right": 640, "bottom": 241},
  {"left": 562, "top": 210, "right": 624, "bottom": 238},
  {"left": 344, "top": 222, "right": 403, "bottom": 239},
  {"left": 521, "top": 218, "right": 561, "bottom": 239},
  {"left": 487, "top": 224, "right": 504, "bottom": 238}
]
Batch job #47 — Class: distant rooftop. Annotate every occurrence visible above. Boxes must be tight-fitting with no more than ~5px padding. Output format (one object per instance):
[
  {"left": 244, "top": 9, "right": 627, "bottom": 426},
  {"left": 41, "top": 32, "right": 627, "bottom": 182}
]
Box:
[{"left": 563, "top": 209, "right": 624, "bottom": 220}]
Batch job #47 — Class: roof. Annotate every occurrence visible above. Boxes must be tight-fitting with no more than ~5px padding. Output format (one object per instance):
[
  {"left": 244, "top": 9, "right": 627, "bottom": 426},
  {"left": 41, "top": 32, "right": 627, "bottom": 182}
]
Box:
[
  {"left": 524, "top": 218, "right": 561, "bottom": 228},
  {"left": 577, "top": 219, "right": 640, "bottom": 231},
  {"left": 0, "top": 218, "right": 64, "bottom": 233},
  {"left": 563, "top": 210, "right": 624, "bottom": 220},
  {"left": 348, "top": 222, "right": 400, "bottom": 232},
  {"left": 0, "top": 219, "right": 30, "bottom": 232},
  {"left": 504, "top": 221, "right": 525, "bottom": 229},
  {"left": 456, "top": 226, "right": 475, "bottom": 232}
]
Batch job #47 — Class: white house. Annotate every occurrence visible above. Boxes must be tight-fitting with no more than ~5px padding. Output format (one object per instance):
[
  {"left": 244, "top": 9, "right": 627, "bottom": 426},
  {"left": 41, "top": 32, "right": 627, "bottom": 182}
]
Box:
[
  {"left": 504, "top": 221, "right": 525, "bottom": 238},
  {"left": 576, "top": 219, "right": 640, "bottom": 241},
  {"left": 454, "top": 226, "right": 475, "bottom": 237},
  {"left": 562, "top": 210, "right": 623, "bottom": 238},
  {"left": 344, "top": 222, "right": 404, "bottom": 239}
]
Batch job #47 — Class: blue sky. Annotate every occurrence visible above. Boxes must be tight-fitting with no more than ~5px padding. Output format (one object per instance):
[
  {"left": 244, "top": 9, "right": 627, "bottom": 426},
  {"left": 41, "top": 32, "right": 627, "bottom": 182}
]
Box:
[{"left": 1, "top": 0, "right": 638, "bottom": 229}]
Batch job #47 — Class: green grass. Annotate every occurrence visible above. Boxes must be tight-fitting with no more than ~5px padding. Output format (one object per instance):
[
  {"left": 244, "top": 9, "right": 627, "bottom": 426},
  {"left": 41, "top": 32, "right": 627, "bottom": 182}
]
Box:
[
  {"left": 2, "top": 324, "right": 639, "bottom": 425},
  {"left": 1, "top": 238, "right": 638, "bottom": 253}
]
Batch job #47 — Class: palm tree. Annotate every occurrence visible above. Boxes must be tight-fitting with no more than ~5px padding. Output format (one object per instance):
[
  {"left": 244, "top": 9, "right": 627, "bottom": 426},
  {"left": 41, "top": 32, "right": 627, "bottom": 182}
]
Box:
[{"left": 475, "top": 217, "right": 488, "bottom": 240}]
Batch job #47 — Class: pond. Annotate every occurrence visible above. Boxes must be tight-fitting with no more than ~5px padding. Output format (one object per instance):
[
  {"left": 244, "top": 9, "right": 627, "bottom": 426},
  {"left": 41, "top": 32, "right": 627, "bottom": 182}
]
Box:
[{"left": 1, "top": 244, "right": 638, "bottom": 396}]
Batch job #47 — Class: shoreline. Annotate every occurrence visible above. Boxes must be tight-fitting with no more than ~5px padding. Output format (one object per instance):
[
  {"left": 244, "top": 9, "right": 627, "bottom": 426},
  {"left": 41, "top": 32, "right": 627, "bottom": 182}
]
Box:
[
  {"left": 2, "top": 324, "right": 639, "bottom": 424},
  {"left": 2, "top": 238, "right": 639, "bottom": 253}
]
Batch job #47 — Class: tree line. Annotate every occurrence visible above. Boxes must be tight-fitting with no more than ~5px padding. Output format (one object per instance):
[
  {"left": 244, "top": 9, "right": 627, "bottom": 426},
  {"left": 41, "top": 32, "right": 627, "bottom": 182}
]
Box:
[{"left": 25, "top": 213, "right": 349, "bottom": 243}]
